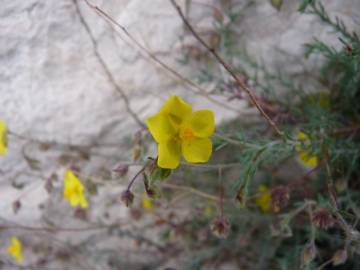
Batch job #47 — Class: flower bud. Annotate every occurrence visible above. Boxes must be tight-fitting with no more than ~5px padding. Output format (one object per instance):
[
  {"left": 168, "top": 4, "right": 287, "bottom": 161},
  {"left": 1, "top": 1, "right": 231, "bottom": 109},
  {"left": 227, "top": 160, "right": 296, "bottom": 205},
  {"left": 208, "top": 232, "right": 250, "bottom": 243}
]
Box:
[
  {"left": 12, "top": 200, "right": 21, "bottom": 214},
  {"left": 301, "top": 242, "right": 316, "bottom": 267},
  {"left": 210, "top": 216, "right": 230, "bottom": 239},
  {"left": 270, "top": 185, "right": 289, "bottom": 212},
  {"left": 312, "top": 208, "right": 334, "bottom": 229},
  {"left": 121, "top": 190, "right": 134, "bottom": 207},
  {"left": 332, "top": 249, "right": 347, "bottom": 266},
  {"left": 113, "top": 164, "right": 129, "bottom": 177},
  {"left": 235, "top": 185, "right": 247, "bottom": 208}
]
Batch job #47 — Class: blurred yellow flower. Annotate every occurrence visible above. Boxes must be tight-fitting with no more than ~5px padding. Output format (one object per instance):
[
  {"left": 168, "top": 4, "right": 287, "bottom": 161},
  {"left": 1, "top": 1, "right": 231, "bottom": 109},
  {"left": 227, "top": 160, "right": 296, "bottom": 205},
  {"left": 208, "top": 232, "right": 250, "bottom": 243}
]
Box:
[
  {"left": 296, "top": 132, "right": 318, "bottom": 168},
  {"left": 255, "top": 185, "right": 271, "bottom": 212},
  {"left": 203, "top": 204, "right": 215, "bottom": 217},
  {"left": 306, "top": 92, "right": 330, "bottom": 109},
  {"left": 63, "top": 170, "right": 88, "bottom": 209},
  {"left": 0, "top": 119, "right": 7, "bottom": 155},
  {"left": 147, "top": 96, "right": 215, "bottom": 169},
  {"left": 142, "top": 193, "right": 153, "bottom": 211},
  {"left": 7, "top": 237, "right": 23, "bottom": 263}
]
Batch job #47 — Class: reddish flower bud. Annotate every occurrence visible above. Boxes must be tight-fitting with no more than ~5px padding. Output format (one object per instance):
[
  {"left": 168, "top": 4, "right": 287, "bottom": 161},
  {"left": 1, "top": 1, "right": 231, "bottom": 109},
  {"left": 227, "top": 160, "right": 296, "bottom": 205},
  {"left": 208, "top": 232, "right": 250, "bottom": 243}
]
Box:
[
  {"left": 312, "top": 208, "right": 334, "bottom": 229},
  {"left": 235, "top": 185, "right": 246, "bottom": 208},
  {"left": 121, "top": 190, "right": 134, "bottom": 207},
  {"left": 12, "top": 200, "right": 21, "bottom": 214},
  {"left": 270, "top": 185, "right": 290, "bottom": 212},
  {"left": 210, "top": 216, "right": 230, "bottom": 239}
]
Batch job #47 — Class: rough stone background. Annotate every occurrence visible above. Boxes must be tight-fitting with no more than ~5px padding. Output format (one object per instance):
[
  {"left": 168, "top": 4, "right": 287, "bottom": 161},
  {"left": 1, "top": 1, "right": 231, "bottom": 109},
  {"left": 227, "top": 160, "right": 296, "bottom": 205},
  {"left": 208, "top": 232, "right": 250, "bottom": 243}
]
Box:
[{"left": 0, "top": 0, "right": 359, "bottom": 268}]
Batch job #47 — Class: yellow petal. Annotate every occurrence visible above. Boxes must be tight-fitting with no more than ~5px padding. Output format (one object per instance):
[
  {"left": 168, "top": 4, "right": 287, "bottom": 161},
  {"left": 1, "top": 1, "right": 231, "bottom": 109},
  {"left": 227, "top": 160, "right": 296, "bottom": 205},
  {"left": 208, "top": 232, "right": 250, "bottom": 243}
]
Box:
[
  {"left": 69, "top": 194, "right": 80, "bottom": 207},
  {"left": 182, "top": 138, "right": 212, "bottom": 163},
  {"left": 63, "top": 170, "right": 88, "bottom": 208},
  {"left": 185, "top": 110, "right": 215, "bottom": 138},
  {"left": 160, "top": 96, "right": 192, "bottom": 125},
  {"left": 157, "top": 139, "right": 181, "bottom": 169},
  {"left": 146, "top": 112, "right": 178, "bottom": 143},
  {"left": 298, "top": 151, "right": 318, "bottom": 168},
  {"left": 7, "top": 237, "right": 23, "bottom": 263},
  {"left": 142, "top": 193, "right": 153, "bottom": 211},
  {"left": 255, "top": 185, "right": 271, "bottom": 212},
  {"left": 79, "top": 196, "right": 89, "bottom": 209},
  {"left": 295, "top": 131, "right": 318, "bottom": 168},
  {"left": 0, "top": 119, "right": 8, "bottom": 155},
  {"left": 297, "top": 131, "right": 310, "bottom": 142}
]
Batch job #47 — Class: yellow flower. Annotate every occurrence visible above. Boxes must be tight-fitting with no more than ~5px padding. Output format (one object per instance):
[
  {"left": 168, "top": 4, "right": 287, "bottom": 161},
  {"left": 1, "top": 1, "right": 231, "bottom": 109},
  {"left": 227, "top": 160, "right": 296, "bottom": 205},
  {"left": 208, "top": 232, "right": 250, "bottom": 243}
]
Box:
[
  {"left": 142, "top": 193, "right": 153, "bottom": 211},
  {"left": 296, "top": 132, "right": 318, "bottom": 168},
  {"left": 63, "top": 170, "right": 88, "bottom": 208},
  {"left": 0, "top": 119, "right": 7, "bottom": 155},
  {"left": 203, "top": 203, "right": 215, "bottom": 217},
  {"left": 147, "top": 96, "right": 215, "bottom": 169},
  {"left": 306, "top": 92, "right": 330, "bottom": 109},
  {"left": 255, "top": 185, "right": 271, "bottom": 212},
  {"left": 7, "top": 237, "right": 23, "bottom": 263}
]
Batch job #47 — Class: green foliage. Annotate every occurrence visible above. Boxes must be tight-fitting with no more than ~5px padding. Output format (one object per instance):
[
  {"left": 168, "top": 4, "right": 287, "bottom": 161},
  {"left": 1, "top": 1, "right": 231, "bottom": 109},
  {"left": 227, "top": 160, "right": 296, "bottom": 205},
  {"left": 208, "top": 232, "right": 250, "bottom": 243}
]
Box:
[{"left": 173, "top": 0, "right": 360, "bottom": 268}]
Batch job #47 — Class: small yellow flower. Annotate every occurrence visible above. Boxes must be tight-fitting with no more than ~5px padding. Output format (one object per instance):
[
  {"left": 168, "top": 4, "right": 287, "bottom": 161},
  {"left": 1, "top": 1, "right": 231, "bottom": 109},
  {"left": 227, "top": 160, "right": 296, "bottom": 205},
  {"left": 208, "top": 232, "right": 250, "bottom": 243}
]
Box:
[
  {"left": 7, "top": 237, "right": 23, "bottom": 263},
  {"left": 255, "top": 185, "right": 271, "bottom": 212},
  {"left": 147, "top": 96, "right": 215, "bottom": 169},
  {"left": 142, "top": 193, "right": 153, "bottom": 211},
  {"left": 296, "top": 132, "right": 318, "bottom": 168},
  {"left": 306, "top": 92, "right": 330, "bottom": 109},
  {"left": 63, "top": 170, "right": 88, "bottom": 208},
  {"left": 0, "top": 119, "right": 8, "bottom": 155},
  {"left": 203, "top": 204, "right": 215, "bottom": 217}
]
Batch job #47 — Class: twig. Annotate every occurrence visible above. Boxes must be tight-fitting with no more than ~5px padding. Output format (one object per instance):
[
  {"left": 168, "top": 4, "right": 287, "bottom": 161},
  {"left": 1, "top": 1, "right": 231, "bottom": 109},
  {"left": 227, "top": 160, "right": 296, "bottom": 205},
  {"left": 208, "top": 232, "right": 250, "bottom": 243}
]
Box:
[
  {"left": 161, "top": 183, "right": 220, "bottom": 202},
  {"left": 0, "top": 222, "right": 126, "bottom": 232},
  {"left": 82, "top": 0, "right": 243, "bottom": 114},
  {"left": 170, "top": 0, "right": 284, "bottom": 138},
  {"left": 73, "top": 0, "right": 145, "bottom": 129},
  {"left": 329, "top": 123, "right": 360, "bottom": 135},
  {"left": 325, "top": 159, "right": 359, "bottom": 241}
]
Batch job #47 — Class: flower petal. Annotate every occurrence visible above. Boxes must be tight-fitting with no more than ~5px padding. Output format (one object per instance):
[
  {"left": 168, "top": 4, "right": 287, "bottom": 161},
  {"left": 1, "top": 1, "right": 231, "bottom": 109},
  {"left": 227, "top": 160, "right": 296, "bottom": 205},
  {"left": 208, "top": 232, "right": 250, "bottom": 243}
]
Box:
[
  {"left": 79, "top": 196, "right": 89, "bottom": 209},
  {"left": 158, "top": 139, "right": 181, "bottom": 169},
  {"left": 160, "top": 96, "right": 192, "bottom": 125},
  {"left": 0, "top": 119, "right": 8, "bottom": 155},
  {"left": 187, "top": 110, "right": 215, "bottom": 138},
  {"left": 182, "top": 138, "right": 212, "bottom": 163},
  {"left": 298, "top": 151, "right": 318, "bottom": 168},
  {"left": 147, "top": 112, "right": 177, "bottom": 143}
]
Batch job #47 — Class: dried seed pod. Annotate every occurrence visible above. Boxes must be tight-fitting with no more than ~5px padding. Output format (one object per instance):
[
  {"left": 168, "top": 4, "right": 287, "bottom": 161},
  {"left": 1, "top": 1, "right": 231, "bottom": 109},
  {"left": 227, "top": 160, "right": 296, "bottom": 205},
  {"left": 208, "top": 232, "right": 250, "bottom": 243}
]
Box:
[
  {"left": 270, "top": 185, "right": 290, "bottom": 212},
  {"left": 210, "top": 216, "right": 230, "bottom": 238}
]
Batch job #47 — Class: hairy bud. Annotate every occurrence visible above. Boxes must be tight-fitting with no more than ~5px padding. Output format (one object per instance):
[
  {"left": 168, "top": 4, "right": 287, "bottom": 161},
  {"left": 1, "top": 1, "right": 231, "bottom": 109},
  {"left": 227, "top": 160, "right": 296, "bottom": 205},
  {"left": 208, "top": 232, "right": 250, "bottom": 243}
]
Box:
[
  {"left": 270, "top": 185, "right": 290, "bottom": 212},
  {"left": 312, "top": 208, "right": 334, "bottom": 229},
  {"left": 210, "top": 216, "right": 230, "bottom": 239},
  {"left": 301, "top": 242, "right": 316, "bottom": 267},
  {"left": 121, "top": 190, "right": 134, "bottom": 207},
  {"left": 332, "top": 249, "right": 347, "bottom": 266}
]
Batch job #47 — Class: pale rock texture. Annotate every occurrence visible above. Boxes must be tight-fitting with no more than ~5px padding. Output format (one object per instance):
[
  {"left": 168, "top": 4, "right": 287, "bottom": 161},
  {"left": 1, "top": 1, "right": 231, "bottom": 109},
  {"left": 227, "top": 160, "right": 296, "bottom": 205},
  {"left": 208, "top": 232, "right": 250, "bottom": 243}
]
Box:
[{"left": 0, "top": 0, "right": 359, "bottom": 267}]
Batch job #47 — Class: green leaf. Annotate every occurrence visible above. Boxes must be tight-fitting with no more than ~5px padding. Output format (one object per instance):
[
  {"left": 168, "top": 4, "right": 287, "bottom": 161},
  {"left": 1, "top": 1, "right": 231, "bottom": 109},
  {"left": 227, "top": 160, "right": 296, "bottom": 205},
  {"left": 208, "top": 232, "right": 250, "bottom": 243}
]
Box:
[
  {"left": 270, "top": 0, "right": 283, "bottom": 11},
  {"left": 298, "top": 0, "right": 314, "bottom": 12},
  {"left": 149, "top": 167, "right": 172, "bottom": 185}
]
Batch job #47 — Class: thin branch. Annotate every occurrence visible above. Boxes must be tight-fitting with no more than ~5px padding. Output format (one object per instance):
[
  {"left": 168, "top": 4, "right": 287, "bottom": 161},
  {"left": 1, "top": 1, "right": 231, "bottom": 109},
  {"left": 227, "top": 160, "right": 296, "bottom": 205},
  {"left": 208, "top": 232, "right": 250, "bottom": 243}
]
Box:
[
  {"left": 0, "top": 222, "right": 126, "bottom": 233},
  {"left": 82, "top": 0, "right": 243, "bottom": 114},
  {"left": 170, "top": 0, "right": 284, "bottom": 138},
  {"left": 161, "top": 183, "right": 220, "bottom": 202},
  {"left": 73, "top": 0, "right": 146, "bottom": 129}
]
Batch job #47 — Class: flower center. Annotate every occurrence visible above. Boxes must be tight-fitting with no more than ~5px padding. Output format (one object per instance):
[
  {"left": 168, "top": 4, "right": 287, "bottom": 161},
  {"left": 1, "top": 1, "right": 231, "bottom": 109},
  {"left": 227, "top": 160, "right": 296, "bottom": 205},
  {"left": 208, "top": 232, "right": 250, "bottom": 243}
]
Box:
[{"left": 179, "top": 127, "right": 195, "bottom": 141}]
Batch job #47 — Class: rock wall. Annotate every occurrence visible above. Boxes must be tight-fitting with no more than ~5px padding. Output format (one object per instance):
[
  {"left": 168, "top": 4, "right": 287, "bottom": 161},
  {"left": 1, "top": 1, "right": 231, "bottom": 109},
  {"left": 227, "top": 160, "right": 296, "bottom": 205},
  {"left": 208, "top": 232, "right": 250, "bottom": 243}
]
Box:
[{"left": 0, "top": 0, "right": 359, "bottom": 267}]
